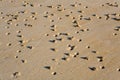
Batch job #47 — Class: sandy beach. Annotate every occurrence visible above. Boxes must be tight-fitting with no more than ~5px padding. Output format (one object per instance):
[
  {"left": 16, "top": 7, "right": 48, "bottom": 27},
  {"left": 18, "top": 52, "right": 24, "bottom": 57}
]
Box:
[{"left": 0, "top": 0, "right": 120, "bottom": 80}]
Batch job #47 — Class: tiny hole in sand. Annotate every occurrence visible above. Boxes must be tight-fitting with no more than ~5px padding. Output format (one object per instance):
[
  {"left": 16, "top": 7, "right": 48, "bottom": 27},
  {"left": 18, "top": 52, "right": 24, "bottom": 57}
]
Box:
[
  {"left": 51, "top": 72, "right": 57, "bottom": 75},
  {"left": 117, "top": 68, "right": 120, "bottom": 72},
  {"left": 88, "top": 67, "right": 96, "bottom": 71},
  {"left": 80, "top": 56, "right": 88, "bottom": 60},
  {"left": 26, "top": 46, "right": 32, "bottom": 49},
  {"left": 44, "top": 66, "right": 51, "bottom": 70},
  {"left": 7, "top": 43, "right": 12, "bottom": 46}
]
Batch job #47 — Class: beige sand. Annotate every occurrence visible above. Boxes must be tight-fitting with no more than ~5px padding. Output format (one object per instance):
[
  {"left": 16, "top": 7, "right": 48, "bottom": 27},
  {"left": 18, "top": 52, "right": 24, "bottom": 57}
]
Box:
[{"left": 0, "top": 0, "right": 120, "bottom": 80}]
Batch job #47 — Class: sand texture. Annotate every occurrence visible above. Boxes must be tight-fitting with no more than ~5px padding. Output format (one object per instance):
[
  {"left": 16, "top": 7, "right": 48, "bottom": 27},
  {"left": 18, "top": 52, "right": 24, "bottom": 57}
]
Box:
[{"left": 0, "top": 0, "right": 120, "bottom": 80}]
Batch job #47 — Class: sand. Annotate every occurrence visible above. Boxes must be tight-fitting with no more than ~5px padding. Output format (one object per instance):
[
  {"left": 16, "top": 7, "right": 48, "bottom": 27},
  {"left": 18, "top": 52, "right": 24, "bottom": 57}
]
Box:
[{"left": 0, "top": 0, "right": 120, "bottom": 80}]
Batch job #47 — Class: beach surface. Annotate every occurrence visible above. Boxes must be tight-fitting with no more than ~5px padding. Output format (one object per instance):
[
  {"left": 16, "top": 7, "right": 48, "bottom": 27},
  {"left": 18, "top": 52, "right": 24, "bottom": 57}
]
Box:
[{"left": 0, "top": 0, "right": 120, "bottom": 80}]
